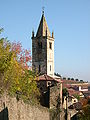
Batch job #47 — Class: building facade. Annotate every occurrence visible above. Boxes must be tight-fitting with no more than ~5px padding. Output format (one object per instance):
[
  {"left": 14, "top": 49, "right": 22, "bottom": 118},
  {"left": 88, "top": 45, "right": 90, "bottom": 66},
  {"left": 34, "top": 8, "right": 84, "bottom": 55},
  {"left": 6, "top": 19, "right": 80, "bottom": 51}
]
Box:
[
  {"left": 32, "top": 11, "right": 62, "bottom": 112},
  {"left": 32, "top": 11, "right": 54, "bottom": 77}
]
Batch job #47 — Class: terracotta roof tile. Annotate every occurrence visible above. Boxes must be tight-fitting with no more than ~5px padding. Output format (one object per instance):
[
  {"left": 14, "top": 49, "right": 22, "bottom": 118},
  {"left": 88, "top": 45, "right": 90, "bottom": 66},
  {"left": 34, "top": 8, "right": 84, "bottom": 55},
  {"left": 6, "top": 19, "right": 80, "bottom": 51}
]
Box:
[{"left": 36, "top": 74, "right": 61, "bottom": 82}]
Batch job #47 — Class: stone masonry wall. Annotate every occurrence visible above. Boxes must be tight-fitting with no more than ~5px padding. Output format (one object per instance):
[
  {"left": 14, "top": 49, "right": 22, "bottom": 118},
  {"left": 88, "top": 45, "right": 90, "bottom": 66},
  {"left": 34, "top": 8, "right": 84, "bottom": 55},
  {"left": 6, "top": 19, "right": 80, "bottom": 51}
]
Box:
[
  {"left": 32, "top": 37, "right": 47, "bottom": 74},
  {"left": 0, "top": 94, "right": 49, "bottom": 120}
]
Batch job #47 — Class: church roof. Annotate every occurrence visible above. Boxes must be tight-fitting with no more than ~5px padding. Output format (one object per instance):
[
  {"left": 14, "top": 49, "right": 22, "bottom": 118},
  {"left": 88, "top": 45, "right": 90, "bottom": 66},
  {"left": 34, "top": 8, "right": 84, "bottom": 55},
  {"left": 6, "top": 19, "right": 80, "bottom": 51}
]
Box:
[
  {"left": 36, "top": 13, "right": 51, "bottom": 37},
  {"left": 36, "top": 74, "right": 61, "bottom": 83},
  {"left": 37, "top": 74, "right": 55, "bottom": 81}
]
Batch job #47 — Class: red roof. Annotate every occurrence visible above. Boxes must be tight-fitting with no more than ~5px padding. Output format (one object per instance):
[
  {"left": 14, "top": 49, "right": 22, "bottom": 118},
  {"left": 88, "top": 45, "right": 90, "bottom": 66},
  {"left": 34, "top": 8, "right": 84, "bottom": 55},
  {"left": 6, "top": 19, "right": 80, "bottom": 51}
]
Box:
[
  {"left": 38, "top": 74, "right": 54, "bottom": 81},
  {"left": 68, "top": 88, "right": 80, "bottom": 96},
  {"left": 36, "top": 74, "right": 61, "bottom": 82}
]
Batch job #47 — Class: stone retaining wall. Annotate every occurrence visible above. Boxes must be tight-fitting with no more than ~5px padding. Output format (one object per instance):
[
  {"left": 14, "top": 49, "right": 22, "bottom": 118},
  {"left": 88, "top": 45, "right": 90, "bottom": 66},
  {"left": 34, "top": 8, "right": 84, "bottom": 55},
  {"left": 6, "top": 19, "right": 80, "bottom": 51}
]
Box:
[{"left": 0, "top": 94, "right": 49, "bottom": 120}]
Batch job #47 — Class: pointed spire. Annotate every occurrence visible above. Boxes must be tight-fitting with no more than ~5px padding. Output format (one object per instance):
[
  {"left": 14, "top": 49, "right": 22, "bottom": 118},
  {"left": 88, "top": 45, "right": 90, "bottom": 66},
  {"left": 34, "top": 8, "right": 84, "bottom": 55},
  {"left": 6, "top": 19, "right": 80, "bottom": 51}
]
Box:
[
  {"left": 36, "top": 10, "right": 51, "bottom": 37},
  {"left": 46, "top": 28, "right": 47, "bottom": 37}
]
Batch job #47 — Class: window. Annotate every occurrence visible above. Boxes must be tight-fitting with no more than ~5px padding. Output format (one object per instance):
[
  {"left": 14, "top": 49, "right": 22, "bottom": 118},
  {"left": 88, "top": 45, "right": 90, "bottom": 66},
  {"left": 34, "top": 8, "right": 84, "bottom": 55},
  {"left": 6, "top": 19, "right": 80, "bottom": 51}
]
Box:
[
  {"left": 49, "top": 42, "right": 52, "bottom": 49},
  {"left": 38, "top": 41, "right": 42, "bottom": 49},
  {"left": 47, "top": 81, "right": 51, "bottom": 87},
  {"left": 50, "top": 65, "right": 51, "bottom": 71}
]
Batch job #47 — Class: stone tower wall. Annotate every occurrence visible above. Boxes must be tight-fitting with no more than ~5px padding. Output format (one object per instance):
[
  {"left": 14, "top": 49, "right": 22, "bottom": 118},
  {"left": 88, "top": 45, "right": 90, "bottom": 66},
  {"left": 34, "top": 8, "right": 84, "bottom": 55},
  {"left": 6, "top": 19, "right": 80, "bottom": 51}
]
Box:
[
  {"left": 32, "top": 37, "right": 47, "bottom": 74},
  {"left": 32, "top": 14, "right": 54, "bottom": 77},
  {"left": 32, "top": 36, "right": 54, "bottom": 76}
]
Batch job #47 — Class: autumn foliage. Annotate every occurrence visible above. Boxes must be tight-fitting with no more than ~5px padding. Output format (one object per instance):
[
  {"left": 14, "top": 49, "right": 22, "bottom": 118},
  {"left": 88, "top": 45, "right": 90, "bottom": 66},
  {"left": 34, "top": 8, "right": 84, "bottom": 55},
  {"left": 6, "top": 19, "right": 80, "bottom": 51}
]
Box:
[{"left": 0, "top": 28, "right": 40, "bottom": 104}]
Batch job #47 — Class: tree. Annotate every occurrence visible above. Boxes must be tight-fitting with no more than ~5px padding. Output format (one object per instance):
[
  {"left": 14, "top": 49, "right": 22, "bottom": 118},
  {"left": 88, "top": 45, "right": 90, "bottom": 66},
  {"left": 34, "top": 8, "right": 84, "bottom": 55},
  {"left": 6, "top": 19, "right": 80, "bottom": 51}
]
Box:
[
  {"left": 80, "top": 80, "right": 84, "bottom": 82},
  {"left": 0, "top": 28, "right": 40, "bottom": 103},
  {"left": 73, "top": 94, "right": 80, "bottom": 101},
  {"left": 75, "top": 79, "right": 79, "bottom": 81},
  {"left": 74, "top": 98, "right": 90, "bottom": 120},
  {"left": 67, "top": 78, "right": 70, "bottom": 80},
  {"left": 82, "top": 104, "right": 90, "bottom": 120},
  {"left": 63, "top": 77, "right": 66, "bottom": 80},
  {"left": 77, "top": 104, "right": 90, "bottom": 120},
  {"left": 62, "top": 88, "right": 68, "bottom": 96},
  {"left": 71, "top": 78, "right": 74, "bottom": 81},
  {"left": 0, "top": 28, "right": 4, "bottom": 34}
]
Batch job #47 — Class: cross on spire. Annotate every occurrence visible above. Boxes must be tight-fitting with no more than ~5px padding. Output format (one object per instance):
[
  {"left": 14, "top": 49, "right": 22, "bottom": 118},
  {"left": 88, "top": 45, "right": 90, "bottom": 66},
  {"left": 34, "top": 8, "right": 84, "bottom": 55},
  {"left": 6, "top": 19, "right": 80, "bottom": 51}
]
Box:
[
  {"left": 36, "top": 7, "right": 51, "bottom": 37},
  {"left": 42, "top": 6, "right": 45, "bottom": 15}
]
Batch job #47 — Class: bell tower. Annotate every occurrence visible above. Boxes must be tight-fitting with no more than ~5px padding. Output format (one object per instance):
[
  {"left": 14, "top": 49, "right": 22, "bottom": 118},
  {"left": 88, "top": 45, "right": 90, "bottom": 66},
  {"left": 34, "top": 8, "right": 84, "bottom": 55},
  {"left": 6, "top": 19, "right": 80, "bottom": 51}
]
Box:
[{"left": 32, "top": 11, "right": 54, "bottom": 77}]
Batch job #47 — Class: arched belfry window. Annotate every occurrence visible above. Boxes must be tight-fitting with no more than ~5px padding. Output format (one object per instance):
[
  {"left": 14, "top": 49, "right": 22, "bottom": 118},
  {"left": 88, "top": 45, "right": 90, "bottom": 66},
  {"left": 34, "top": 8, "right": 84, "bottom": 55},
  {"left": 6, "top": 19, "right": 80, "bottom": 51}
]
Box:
[
  {"left": 38, "top": 41, "right": 42, "bottom": 49},
  {"left": 49, "top": 42, "right": 52, "bottom": 49}
]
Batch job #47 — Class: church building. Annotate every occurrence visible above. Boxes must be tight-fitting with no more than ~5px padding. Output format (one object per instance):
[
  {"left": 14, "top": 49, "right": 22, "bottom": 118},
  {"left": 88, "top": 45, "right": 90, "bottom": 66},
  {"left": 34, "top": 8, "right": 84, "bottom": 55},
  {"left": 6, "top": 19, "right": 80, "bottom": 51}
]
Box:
[
  {"left": 32, "top": 10, "right": 54, "bottom": 77},
  {"left": 32, "top": 10, "right": 62, "bottom": 109}
]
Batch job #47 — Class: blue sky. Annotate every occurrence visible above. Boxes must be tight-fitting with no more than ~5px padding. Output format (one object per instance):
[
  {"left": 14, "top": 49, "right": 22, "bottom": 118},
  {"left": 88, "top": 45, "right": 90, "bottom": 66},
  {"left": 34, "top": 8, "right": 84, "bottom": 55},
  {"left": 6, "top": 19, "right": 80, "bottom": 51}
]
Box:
[{"left": 0, "top": 0, "right": 90, "bottom": 81}]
